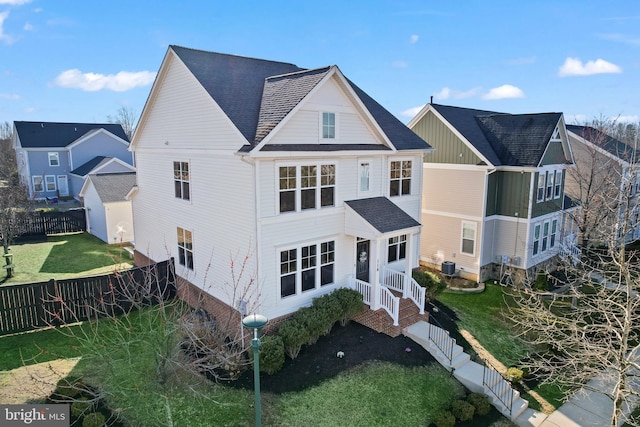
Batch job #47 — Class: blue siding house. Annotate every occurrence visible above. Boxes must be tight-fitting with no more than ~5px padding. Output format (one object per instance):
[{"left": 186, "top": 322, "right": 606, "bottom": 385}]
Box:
[{"left": 12, "top": 121, "right": 134, "bottom": 200}]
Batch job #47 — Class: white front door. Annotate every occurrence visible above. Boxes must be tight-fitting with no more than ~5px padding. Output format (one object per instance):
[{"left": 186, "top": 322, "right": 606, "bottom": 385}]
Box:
[{"left": 57, "top": 175, "right": 69, "bottom": 196}]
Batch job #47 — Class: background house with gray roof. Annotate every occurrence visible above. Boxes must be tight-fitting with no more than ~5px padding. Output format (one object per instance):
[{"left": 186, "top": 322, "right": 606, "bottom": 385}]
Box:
[{"left": 409, "top": 103, "right": 575, "bottom": 285}]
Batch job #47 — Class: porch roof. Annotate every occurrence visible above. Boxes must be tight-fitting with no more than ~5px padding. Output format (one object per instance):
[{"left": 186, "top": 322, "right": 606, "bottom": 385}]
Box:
[{"left": 344, "top": 197, "right": 421, "bottom": 238}]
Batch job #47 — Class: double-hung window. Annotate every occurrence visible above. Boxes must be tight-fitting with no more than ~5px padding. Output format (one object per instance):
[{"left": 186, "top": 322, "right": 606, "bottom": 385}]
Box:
[
  {"left": 542, "top": 221, "right": 549, "bottom": 252},
  {"left": 545, "top": 171, "right": 554, "bottom": 200},
  {"left": 461, "top": 222, "right": 476, "bottom": 255},
  {"left": 550, "top": 219, "right": 558, "bottom": 248},
  {"left": 390, "top": 160, "right": 411, "bottom": 196},
  {"left": 177, "top": 227, "right": 194, "bottom": 270},
  {"left": 554, "top": 170, "right": 562, "bottom": 199},
  {"left": 32, "top": 176, "right": 44, "bottom": 193},
  {"left": 536, "top": 173, "right": 545, "bottom": 203},
  {"left": 360, "top": 162, "right": 370, "bottom": 192},
  {"left": 173, "top": 161, "right": 190, "bottom": 201},
  {"left": 533, "top": 224, "right": 541, "bottom": 255},
  {"left": 322, "top": 112, "right": 336, "bottom": 139},
  {"left": 280, "top": 240, "right": 335, "bottom": 298},
  {"left": 388, "top": 235, "right": 407, "bottom": 262},
  {"left": 278, "top": 164, "right": 335, "bottom": 213},
  {"left": 45, "top": 175, "right": 56, "bottom": 192},
  {"left": 48, "top": 152, "right": 59, "bottom": 167}
]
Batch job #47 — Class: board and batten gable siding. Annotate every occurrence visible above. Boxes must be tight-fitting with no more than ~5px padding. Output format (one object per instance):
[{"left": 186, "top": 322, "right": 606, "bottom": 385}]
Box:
[
  {"left": 134, "top": 53, "right": 246, "bottom": 151},
  {"left": 69, "top": 133, "right": 132, "bottom": 170},
  {"left": 412, "top": 110, "right": 482, "bottom": 165},
  {"left": 486, "top": 171, "right": 531, "bottom": 218},
  {"left": 540, "top": 140, "right": 569, "bottom": 166},
  {"left": 268, "top": 76, "right": 385, "bottom": 146}
]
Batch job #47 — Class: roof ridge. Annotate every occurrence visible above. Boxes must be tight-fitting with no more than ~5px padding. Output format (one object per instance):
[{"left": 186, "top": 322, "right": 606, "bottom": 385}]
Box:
[
  {"left": 265, "top": 66, "right": 333, "bottom": 81},
  {"left": 170, "top": 45, "right": 301, "bottom": 68}
]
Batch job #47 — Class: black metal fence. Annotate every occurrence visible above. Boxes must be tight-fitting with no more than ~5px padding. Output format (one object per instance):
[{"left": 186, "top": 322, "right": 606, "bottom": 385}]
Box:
[
  {"left": 0, "top": 258, "right": 176, "bottom": 336},
  {"left": 14, "top": 209, "right": 86, "bottom": 242}
]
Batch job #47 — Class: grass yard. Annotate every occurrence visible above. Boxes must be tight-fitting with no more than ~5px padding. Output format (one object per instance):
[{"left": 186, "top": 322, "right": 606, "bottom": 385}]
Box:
[{"left": 2, "top": 233, "right": 133, "bottom": 285}]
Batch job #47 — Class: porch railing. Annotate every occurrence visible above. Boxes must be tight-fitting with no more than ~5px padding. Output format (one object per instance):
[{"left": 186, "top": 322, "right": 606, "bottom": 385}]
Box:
[
  {"left": 349, "top": 276, "right": 372, "bottom": 306},
  {"left": 482, "top": 362, "right": 515, "bottom": 417},
  {"left": 426, "top": 322, "right": 454, "bottom": 365},
  {"left": 382, "top": 267, "right": 425, "bottom": 315},
  {"left": 379, "top": 286, "right": 399, "bottom": 326}
]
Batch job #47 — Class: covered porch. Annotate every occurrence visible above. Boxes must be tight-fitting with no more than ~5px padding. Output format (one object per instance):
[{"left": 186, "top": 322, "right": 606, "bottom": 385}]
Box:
[{"left": 344, "top": 197, "right": 428, "bottom": 336}]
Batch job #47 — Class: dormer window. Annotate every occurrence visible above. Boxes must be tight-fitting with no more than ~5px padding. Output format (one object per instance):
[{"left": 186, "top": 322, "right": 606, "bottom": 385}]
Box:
[
  {"left": 322, "top": 112, "right": 335, "bottom": 139},
  {"left": 48, "top": 152, "right": 59, "bottom": 167}
]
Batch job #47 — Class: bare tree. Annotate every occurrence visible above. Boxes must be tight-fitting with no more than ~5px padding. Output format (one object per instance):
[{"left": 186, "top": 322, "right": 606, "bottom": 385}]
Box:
[
  {"left": 0, "top": 121, "right": 12, "bottom": 140},
  {"left": 107, "top": 106, "right": 137, "bottom": 140},
  {"left": 0, "top": 130, "right": 31, "bottom": 279},
  {"left": 510, "top": 157, "right": 640, "bottom": 426}
]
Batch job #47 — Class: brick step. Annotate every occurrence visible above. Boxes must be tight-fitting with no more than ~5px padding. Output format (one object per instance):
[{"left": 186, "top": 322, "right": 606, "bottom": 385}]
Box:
[{"left": 353, "top": 297, "right": 428, "bottom": 337}]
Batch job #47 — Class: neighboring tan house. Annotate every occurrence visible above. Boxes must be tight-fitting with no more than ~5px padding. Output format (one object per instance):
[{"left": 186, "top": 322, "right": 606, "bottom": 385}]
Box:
[
  {"left": 130, "top": 46, "right": 432, "bottom": 332},
  {"left": 566, "top": 125, "right": 640, "bottom": 246},
  {"left": 408, "top": 103, "right": 575, "bottom": 285},
  {"left": 79, "top": 172, "right": 136, "bottom": 244},
  {"left": 12, "top": 121, "right": 133, "bottom": 200}
]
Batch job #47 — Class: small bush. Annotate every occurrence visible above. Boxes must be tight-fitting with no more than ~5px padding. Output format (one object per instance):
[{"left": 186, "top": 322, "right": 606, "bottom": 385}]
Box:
[
  {"left": 533, "top": 271, "right": 549, "bottom": 292},
  {"left": 311, "top": 294, "right": 341, "bottom": 334},
  {"left": 433, "top": 410, "right": 456, "bottom": 427},
  {"left": 277, "top": 318, "right": 309, "bottom": 359},
  {"left": 451, "top": 399, "right": 475, "bottom": 421},
  {"left": 332, "top": 288, "right": 364, "bottom": 326},
  {"left": 294, "top": 306, "right": 327, "bottom": 345},
  {"left": 250, "top": 334, "right": 285, "bottom": 375},
  {"left": 506, "top": 367, "right": 524, "bottom": 383},
  {"left": 467, "top": 392, "right": 491, "bottom": 416},
  {"left": 412, "top": 269, "right": 446, "bottom": 300},
  {"left": 82, "top": 412, "right": 106, "bottom": 427},
  {"left": 70, "top": 397, "right": 93, "bottom": 418}
]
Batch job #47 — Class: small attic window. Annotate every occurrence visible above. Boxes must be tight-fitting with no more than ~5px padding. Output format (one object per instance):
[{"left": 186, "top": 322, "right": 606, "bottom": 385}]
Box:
[{"left": 322, "top": 112, "right": 336, "bottom": 139}]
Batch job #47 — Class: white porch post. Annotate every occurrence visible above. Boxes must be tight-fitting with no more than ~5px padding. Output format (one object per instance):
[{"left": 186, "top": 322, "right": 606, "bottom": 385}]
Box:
[{"left": 370, "top": 238, "right": 383, "bottom": 310}]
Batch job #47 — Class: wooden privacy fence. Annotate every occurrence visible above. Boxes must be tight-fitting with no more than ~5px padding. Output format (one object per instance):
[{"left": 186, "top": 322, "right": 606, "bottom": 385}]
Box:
[
  {"left": 0, "top": 258, "right": 176, "bottom": 336},
  {"left": 13, "top": 209, "right": 86, "bottom": 242}
]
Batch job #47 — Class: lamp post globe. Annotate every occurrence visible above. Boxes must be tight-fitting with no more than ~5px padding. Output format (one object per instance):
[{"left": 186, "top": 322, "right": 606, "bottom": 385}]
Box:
[{"left": 242, "top": 313, "right": 268, "bottom": 427}]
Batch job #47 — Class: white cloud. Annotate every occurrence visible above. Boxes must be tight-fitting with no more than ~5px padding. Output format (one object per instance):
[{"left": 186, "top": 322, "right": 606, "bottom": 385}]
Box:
[
  {"left": 0, "top": 11, "right": 16, "bottom": 44},
  {"left": 53, "top": 69, "right": 157, "bottom": 92},
  {"left": 482, "top": 84, "right": 525, "bottom": 100},
  {"left": 401, "top": 104, "right": 425, "bottom": 118},
  {"left": 434, "top": 86, "right": 480, "bottom": 100},
  {"left": 565, "top": 114, "right": 588, "bottom": 124},
  {"left": 598, "top": 33, "right": 640, "bottom": 46},
  {"left": 0, "top": 93, "right": 20, "bottom": 100},
  {"left": 392, "top": 60, "right": 408, "bottom": 68},
  {"left": 409, "top": 34, "right": 419, "bottom": 44},
  {"left": 558, "top": 57, "right": 622, "bottom": 77},
  {"left": 23, "top": 21, "right": 32, "bottom": 31},
  {"left": 0, "top": 0, "right": 31, "bottom": 4}
]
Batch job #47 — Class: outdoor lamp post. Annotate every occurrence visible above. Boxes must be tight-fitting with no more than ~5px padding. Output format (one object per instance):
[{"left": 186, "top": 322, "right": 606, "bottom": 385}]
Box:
[{"left": 242, "top": 313, "right": 268, "bottom": 427}]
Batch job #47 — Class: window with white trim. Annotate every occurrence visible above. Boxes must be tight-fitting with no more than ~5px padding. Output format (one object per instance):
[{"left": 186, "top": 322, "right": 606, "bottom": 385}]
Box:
[
  {"left": 177, "top": 227, "right": 194, "bottom": 270},
  {"left": 545, "top": 171, "right": 554, "bottom": 200},
  {"left": 360, "top": 162, "right": 370, "bottom": 192},
  {"left": 45, "top": 175, "right": 56, "bottom": 192},
  {"left": 554, "top": 170, "right": 562, "bottom": 199},
  {"left": 32, "top": 176, "right": 44, "bottom": 193},
  {"left": 48, "top": 152, "right": 59, "bottom": 167},
  {"left": 461, "top": 222, "right": 476, "bottom": 255},
  {"left": 533, "top": 224, "right": 541, "bottom": 255},
  {"left": 173, "top": 161, "right": 190, "bottom": 201},
  {"left": 278, "top": 164, "right": 335, "bottom": 213},
  {"left": 550, "top": 219, "right": 558, "bottom": 248},
  {"left": 542, "top": 221, "right": 549, "bottom": 252},
  {"left": 388, "top": 235, "right": 407, "bottom": 262},
  {"left": 536, "top": 173, "right": 545, "bottom": 202},
  {"left": 280, "top": 240, "right": 335, "bottom": 298},
  {"left": 390, "top": 160, "right": 411, "bottom": 196},
  {"left": 322, "top": 112, "right": 335, "bottom": 139}
]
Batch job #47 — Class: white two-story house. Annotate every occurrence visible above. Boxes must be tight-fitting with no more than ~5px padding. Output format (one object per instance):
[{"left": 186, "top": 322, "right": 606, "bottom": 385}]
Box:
[{"left": 130, "top": 46, "right": 432, "bottom": 331}]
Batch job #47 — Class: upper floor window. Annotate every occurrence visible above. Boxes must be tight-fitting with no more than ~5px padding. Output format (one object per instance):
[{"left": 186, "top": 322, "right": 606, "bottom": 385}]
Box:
[
  {"left": 545, "top": 171, "right": 554, "bottom": 200},
  {"left": 536, "top": 173, "right": 545, "bottom": 203},
  {"left": 390, "top": 160, "right": 411, "bottom": 196},
  {"left": 461, "top": 222, "right": 476, "bottom": 255},
  {"left": 279, "top": 164, "right": 335, "bottom": 213},
  {"left": 554, "top": 170, "right": 562, "bottom": 199},
  {"left": 48, "top": 152, "right": 59, "bottom": 167},
  {"left": 32, "top": 176, "right": 44, "bottom": 193},
  {"left": 533, "top": 224, "right": 541, "bottom": 255},
  {"left": 173, "top": 161, "right": 190, "bottom": 201},
  {"left": 45, "top": 175, "right": 56, "bottom": 192},
  {"left": 388, "top": 235, "right": 407, "bottom": 262},
  {"left": 360, "top": 162, "right": 370, "bottom": 192},
  {"left": 280, "top": 240, "right": 335, "bottom": 298},
  {"left": 550, "top": 219, "right": 558, "bottom": 248},
  {"left": 177, "top": 227, "right": 194, "bottom": 270},
  {"left": 322, "top": 112, "right": 335, "bottom": 139}
]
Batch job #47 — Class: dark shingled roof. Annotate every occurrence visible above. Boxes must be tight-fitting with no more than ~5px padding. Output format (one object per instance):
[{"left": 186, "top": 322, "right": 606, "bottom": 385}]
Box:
[
  {"left": 14, "top": 122, "right": 129, "bottom": 148},
  {"left": 88, "top": 172, "right": 136, "bottom": 203},
  {"left": 70, "top": 156, "right": 110, "bottom": 176},
  {"left": 170, "top": 46, "right": 430, "bottom": 152},
  {"left": 566, "top": 125, "right": 637, "bottom": 163},
  {"left": 345, "top": 197, "right": 421, "bottom": 234},
  {"left": 257, "top": 144, "right": 392, "bottom": 152},
  {"left": 431, "top": 104, "right": 562, "bottom": 167}
]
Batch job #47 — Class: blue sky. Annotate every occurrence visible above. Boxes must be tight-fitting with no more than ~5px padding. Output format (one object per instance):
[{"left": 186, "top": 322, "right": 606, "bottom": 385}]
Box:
[{"left": 1, "top": 0, "right": 639, "bottom": 127}]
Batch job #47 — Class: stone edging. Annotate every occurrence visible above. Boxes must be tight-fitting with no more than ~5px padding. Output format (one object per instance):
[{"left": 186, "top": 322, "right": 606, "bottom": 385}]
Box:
[{"left": 444, "top": 281, "right": 486, "bottom": 294}]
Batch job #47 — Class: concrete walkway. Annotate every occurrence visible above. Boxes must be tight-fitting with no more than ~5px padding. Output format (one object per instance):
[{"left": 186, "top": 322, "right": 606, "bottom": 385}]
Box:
[{"left": 404, "top": 321, "right": 622, "bottom": 427}]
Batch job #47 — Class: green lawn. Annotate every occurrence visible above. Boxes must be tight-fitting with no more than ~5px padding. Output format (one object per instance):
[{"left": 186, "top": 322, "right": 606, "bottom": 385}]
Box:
[{"left": 2, "top": 233, "right": 133, "bottom": 285}]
